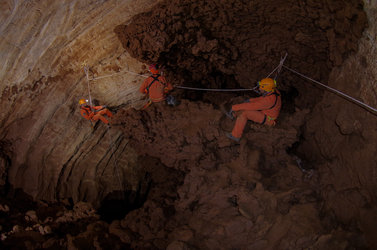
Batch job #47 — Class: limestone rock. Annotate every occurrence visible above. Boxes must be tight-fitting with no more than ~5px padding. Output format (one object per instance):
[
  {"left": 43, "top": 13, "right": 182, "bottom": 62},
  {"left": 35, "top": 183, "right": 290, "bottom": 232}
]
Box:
[{"left": 25, "top": 210, "right": 38, "bottom": 222}]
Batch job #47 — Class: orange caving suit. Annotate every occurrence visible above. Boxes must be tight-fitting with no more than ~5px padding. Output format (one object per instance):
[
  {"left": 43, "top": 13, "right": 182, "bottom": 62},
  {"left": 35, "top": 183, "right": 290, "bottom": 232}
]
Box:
[
  {"left": 231, "top": 90, "right": 281, "bottom": 138},
  {"left": 139, "top": 74, "right": 173, "bottom": 102},
  {"left": 80, "top": 105, "right": 113, "bottom": 124}
]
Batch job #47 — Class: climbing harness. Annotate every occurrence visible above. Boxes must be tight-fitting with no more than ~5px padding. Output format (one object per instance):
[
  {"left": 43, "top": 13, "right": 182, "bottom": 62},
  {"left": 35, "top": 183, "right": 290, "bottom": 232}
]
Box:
[
  {"left": 267, "top": 92, "right": 280, "bottom": 109},
  {"left": 146, "top": 74, "right": 167, "bottom": 94},
  {"left": 259, "top": 91, "right": 281, "bottom": 126}
]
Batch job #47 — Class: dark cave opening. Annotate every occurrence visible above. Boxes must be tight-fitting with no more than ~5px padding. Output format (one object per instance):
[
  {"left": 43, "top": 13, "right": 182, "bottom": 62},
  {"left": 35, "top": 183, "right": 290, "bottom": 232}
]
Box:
[
  {"left": 98, "top": 186, "right": 150, "bottom": 223},
  {"left": 98, "top": 170, "right": 153, "bottom": 223},
  {"left": 97, "top": 156, "right": 185, "bottom": 223}
]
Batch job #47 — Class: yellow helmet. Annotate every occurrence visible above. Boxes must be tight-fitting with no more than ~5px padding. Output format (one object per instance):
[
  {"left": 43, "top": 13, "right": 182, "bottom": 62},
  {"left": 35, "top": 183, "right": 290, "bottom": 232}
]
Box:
[
  {"left": 79, "top": 99, "right": 88, "bottom": 105},
  {"left": 258, "top": 78, "right": 276, "bottom": 92}
]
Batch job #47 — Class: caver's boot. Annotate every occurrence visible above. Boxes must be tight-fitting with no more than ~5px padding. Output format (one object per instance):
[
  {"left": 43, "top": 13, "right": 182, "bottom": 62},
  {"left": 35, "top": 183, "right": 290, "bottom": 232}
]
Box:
[{"left": 225, "top": 132, "right": 240, "bottom": 143}]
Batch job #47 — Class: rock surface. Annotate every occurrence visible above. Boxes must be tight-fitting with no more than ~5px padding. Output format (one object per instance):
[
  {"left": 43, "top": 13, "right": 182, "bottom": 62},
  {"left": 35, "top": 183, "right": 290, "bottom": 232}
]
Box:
[
  {"left": 0, "top": 0, "right": 157, "bottom": 205},
  {"left": 298, "top": 1, "right": 377, "bottom": 248}
]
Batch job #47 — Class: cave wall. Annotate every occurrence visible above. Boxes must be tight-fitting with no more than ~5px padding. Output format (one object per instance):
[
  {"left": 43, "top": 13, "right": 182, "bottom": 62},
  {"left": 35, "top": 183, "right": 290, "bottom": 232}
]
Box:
[
  {"left": 0, "top": 0, "right": 160, "bottom": 205},
  {"left": 300, "top": 1, "right": 377, "bottom": 247},
  {"left": 114, "top": 0, "right": 377, "bottom": 247}
]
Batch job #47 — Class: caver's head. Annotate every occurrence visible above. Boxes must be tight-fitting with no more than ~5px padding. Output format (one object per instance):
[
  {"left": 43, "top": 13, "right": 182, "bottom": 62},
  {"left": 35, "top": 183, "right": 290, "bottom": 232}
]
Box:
[
  {"left": 79, "top": 99, "right": 88, "bottom": 106},
  {"left": 258, "top": 78, "right": 277, "bottom": 93},
  {"left": 149, "top": 63, "right": 159, "bottom": 74}
]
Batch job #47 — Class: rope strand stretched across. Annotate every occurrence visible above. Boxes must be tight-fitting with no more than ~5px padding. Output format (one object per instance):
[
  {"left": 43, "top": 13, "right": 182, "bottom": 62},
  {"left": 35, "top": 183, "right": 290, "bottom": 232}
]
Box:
[
  {"left": 90, "top": 69, "right": 149, "bottom": 81},
  {"left": 84, "top": 66, "right": 93, "bottom": 107},
  {"left": 175, "top": 85, "right": 259, "bottom": 92},
  {"left": 283, "top": 65, "right": 377, "bottom": 115},
  {"left": 82, "top": 60, "right": 377, "bottom": 116}
]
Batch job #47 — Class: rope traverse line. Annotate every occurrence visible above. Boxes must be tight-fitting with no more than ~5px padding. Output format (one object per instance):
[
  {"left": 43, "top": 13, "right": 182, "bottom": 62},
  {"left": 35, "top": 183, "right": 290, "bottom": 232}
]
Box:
[
  {"left": 89, "top": 69, "right": 149, "bottom": 81},
  {"left": 275, "top": 53, "right": 288, "bottom": 79},
  {"left": 84, "top": 66, "right": 93, "bottom": 107},
  {"left": 282, "top": 65, "right": 377, "bottom": 115},
  {"left": 266, "top": 64, "right": 280, "bottom": 79},
  {"left": 82, "top": 60, "right": 376, "bottom": 115},
  {"left": 266, "top": 53, "right": 288, "bottom": 79},
  {"left": 175, "top": 85, "right": 259, "bottom": 92},
  {"left": 83, "top": 65, "right": 266, "bottom": 93}
]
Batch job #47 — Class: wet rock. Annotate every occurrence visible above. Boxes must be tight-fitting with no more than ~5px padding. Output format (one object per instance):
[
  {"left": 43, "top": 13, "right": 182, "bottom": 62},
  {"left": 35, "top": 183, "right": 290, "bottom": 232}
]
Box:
[
  {"left": 0, "top": 204, "right": 10, "bottom": 212},
  {"left": 1, "top": 234, "right": 8, "bottom": 241},
  {"left": 335, "top": 110, "right": 362, "bottom": 135},
  {"left": 39, "top": 225, "right": 52, "bottom": 235},
  {"left": 12, "top": 225, "right": 21, "bottom": 233},
  {"left": 25, "top": 210, "right": 38, "bottom": 222},
  {"left": 55, "top": 202, "right": 99, "bottom": 223},
  {"left": 166, "top": 240, "right": 191, "bottom": 250},
  {"left": 109, "top": 220, "right": 132, "bottom": 244}
]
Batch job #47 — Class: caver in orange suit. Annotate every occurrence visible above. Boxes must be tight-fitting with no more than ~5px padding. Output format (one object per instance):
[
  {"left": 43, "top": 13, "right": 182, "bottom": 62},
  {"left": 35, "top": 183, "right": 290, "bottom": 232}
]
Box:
[
  {"left": 227, "top": 78, "right": 282, "bottom": 141},
  {"left": 79, "top": 99, "right": 113, "bottom": 124},
  {"left": 139, "top": 64, "right": 173, "bottom": 103}
]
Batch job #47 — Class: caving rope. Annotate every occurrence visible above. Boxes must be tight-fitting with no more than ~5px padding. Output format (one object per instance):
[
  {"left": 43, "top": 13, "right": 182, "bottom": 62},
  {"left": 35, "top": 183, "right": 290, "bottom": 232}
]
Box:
[
  {"left": 282, "top": 65, "right": 377, "bottom": 115},
  {"left": 265, "top": 53, "right": 377, "bottom": 115},
  {"left": 83, "top": 65, "right": 95, "bottom": 128},
  {"left": 83, "top": 65, "right": 93, "bottom": 107},
  {"left": 176, "top": 54, "right": 288, "bottom": 93},
  {"left": 176, "top": 54, "right": 376, "bottom": 115},
  {"left": 89, "top": 69, "right": 149, "bottom": 81},
  {"left": 175, "top": 85, "right": 260, "bottom": 93},
  {"left": 266, "top": 52, "right": 288, "bottom": 81},
  {"left": 82, "top": 58, "right": 377, "bottom": 116}
]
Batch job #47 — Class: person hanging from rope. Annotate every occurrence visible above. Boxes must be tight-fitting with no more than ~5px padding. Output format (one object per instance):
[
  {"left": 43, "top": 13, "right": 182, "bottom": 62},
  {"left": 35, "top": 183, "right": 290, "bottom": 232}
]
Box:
[
  {"left": 79, "top": 99, "right": 113, "bottom": 125},
  {"left": 139, "top": 63, "right": 175, "bottom": 109},
  {"left": 225, "top": 78, "right": 282, "bottom": 142}
]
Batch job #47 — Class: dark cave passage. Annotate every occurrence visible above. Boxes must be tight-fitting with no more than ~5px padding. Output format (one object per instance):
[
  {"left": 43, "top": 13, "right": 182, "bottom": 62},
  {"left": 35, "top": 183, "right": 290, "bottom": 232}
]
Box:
[{"left": 98, "top": 188, "right": 149, "bottom": 223}]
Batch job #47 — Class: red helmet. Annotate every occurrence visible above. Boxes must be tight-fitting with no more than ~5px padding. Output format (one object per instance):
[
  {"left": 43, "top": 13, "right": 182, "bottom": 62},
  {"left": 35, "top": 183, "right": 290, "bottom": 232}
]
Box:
[{"left": 149, "top": 64, "right": 159, "bottom": 74}]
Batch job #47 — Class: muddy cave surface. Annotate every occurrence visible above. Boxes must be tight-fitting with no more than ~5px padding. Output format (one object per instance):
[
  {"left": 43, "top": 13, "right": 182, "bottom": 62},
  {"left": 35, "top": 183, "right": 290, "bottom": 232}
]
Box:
[{"left": 1, "top": 0, "right": 374, "bottom": 249}]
